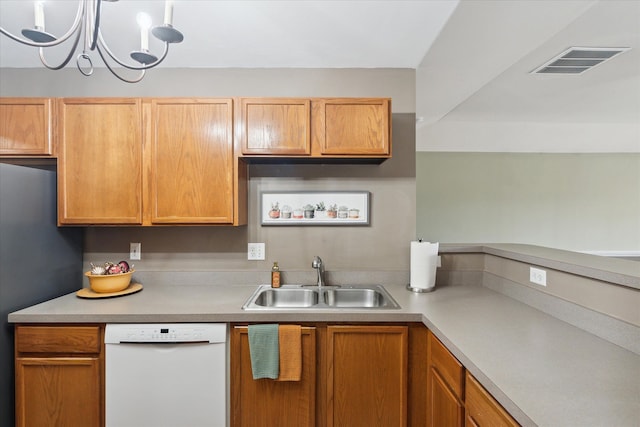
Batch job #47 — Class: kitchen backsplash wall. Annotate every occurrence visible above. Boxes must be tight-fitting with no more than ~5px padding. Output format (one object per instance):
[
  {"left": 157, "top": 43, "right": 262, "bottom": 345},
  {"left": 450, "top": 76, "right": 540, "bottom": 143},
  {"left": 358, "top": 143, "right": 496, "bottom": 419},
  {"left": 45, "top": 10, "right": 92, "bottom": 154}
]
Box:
[{"left": 0, "top": 68, "right": 416, "bottom": 283}]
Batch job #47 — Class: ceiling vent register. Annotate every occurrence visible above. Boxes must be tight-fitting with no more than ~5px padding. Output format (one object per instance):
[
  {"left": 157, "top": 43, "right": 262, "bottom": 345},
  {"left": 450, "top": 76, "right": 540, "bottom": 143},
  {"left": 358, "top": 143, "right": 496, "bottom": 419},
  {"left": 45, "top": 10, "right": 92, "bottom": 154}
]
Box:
[{"left": 532, "top": 47, "right": 630, "bottom": 74}]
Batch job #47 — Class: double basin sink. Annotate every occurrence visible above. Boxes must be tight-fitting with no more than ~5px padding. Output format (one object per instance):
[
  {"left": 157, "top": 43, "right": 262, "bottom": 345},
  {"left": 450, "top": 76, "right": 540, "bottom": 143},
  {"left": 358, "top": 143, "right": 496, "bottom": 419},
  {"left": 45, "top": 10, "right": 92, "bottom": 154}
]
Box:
[{"left": 242, "top": 284, "right": 400, "bottom": 310}]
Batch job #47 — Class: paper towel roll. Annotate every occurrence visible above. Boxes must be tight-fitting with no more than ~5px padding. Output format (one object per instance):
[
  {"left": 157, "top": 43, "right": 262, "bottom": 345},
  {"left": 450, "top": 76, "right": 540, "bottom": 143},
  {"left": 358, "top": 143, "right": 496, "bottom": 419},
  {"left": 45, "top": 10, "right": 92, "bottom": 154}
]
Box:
[{"left": 409, "top": 241, "right": 439, "bottom": 292}]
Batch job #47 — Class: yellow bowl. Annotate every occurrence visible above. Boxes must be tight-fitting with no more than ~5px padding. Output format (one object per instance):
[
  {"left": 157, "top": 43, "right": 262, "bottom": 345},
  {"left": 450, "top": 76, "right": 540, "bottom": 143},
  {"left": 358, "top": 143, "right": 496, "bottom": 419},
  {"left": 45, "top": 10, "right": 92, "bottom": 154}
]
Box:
[{"left": 85, "top": 270, "right": 134, "bottom": 293}]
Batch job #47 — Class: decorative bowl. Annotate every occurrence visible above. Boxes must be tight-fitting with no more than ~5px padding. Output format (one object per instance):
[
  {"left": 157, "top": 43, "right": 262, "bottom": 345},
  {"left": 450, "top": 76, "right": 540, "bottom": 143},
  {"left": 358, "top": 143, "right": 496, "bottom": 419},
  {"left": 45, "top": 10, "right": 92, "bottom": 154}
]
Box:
[{"left": 85, "top": 270, "right": 134, "bottom": 293}]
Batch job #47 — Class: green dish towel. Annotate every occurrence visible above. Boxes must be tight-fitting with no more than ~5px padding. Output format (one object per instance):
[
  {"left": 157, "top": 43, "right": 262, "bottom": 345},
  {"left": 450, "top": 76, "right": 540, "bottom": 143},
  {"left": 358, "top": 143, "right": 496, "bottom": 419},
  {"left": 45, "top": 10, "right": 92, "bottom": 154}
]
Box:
[{"left": 248, "top": 324, "right": 279, "bottom": 379}]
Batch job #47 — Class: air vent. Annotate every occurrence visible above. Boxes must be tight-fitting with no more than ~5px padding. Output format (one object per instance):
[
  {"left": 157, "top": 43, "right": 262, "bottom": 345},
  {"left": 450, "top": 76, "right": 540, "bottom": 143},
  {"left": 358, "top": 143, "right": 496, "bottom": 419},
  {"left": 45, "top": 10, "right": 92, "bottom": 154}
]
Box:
[{"left": 532, "top": 47, "right": 630, "bottom": 74}]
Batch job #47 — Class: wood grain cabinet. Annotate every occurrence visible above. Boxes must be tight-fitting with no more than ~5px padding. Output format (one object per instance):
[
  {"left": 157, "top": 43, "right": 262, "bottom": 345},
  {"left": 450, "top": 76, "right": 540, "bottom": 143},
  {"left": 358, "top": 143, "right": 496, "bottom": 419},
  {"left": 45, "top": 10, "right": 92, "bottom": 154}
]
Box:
[
  {"left": 14, "top": 325, "right": 104, "bottom": 427},
  {"left": 326, "top": 325, "right": 408, "bottom": 427},
  {"left": 465, "top": 372, "right": 519, "bottom": 427},
  {"left": 57, "top": 97, "right": 245, "bottom": 226},
  {"left": 312, "top": 98, "right": 391, "bottom": 157},
  {"left": 238, "top": 97, "right": 391, "bottom": 159},
  {"left": 149, "top": 98, "right": 235, "bottom": 224},
  {"left": 231, "top": 323, "right": 411, "bottom": 427},
  {"left": 0, "top": 98, "right": 54, "bottom": 156},
  {"left": 231, "top": 325, "right": 317, "bottom": 427},
  {"left": 57, "top": 98, "right": 143, "bottom": 225},
  {"left": 238, "top": 98, "right": 312, "bottom": 155},
  {"left": 427, "top": 331, "right": 521, "bottom": 427},
  {"left": 428, "top": 331, "right": 465, "bottom": 427}
]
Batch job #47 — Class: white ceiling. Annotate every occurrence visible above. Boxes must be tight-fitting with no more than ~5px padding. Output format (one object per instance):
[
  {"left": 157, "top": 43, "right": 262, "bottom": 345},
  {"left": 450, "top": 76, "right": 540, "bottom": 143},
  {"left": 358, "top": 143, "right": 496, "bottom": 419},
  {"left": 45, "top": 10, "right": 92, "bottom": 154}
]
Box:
[
  {"left": 0, "top": 0, "right": 459, "bottom": 68},
  {"left": 416, "top": 0, "right": 640, "bottom": 152},
  {"left": 1, "top": 0, "right": 639, "bottom": 153}
]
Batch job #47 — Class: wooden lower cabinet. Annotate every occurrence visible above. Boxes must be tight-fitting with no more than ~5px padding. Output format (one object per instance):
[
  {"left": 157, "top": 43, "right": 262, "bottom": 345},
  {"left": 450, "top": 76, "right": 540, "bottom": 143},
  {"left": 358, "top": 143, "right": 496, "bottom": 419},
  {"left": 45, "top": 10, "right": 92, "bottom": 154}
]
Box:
[
  {"left": 231, "top": 323, "right": 417, "bottom": 427},
  {"left": 429, "top": 368, "right": 464, "bottom": 427},
  {"left": 14, "top": 325, "right": 104, "bottom": 427},
  {"left": 465, "top": 373, "right": 519, "bottom": 427},
  {"left": 427, "top": 331, "right": 465, "bottom": 427},
  {"left": 427, "top": 331, "right": 520, "bottom": 427},
  {"left": 326, "top": 325, "right": 408, "bottom": 427},
  {"left": 231, "top": 325, "right": 317, "bottom": 427}
]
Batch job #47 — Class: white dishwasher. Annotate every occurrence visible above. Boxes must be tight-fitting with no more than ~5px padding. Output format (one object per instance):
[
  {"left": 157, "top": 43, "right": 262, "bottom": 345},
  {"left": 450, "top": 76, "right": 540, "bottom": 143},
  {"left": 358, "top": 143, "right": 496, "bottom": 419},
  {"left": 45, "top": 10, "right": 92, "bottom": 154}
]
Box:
[{"left": 105, "top": 323, "right": 227, "bottom": 427}]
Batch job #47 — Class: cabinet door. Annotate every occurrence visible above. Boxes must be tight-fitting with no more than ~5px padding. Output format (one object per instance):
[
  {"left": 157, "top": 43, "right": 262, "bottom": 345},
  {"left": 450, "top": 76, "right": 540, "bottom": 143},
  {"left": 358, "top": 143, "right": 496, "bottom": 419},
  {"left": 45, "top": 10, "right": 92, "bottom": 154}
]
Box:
[
  {"left": 231, "top": 326, "right": 316, "bottom": 427},
  {"left": 150, "top": 99, "right": 234, "bottom": 224},
  {"left": 15, "top": 325, "right": 104, "bottom": 427},
  {"left": 57, "top": 98, "right": 143, "bottom": 225},
  {"left": 428, "top": 332, "right": 465, "bottom": 427},
  {"left": 429, "top": 367, "right": 464, "bottom": 427},
  {"left": 312, "top": 98, "right": 390, "bottom": 156},
  {"left": 239, "top": 98, "right": 311, "bottom": 155},
  {"left": 0, "top": 98, "right": 53, "bottom": 156},
  {"left": 15, "top": 358, "right": 101, "bottom": 427},
  {"left": 465, "top": 373, "right": 519, "bottom": 427},
  {"left": 326, "top": 325, "right": 408, "bottom": 427}
]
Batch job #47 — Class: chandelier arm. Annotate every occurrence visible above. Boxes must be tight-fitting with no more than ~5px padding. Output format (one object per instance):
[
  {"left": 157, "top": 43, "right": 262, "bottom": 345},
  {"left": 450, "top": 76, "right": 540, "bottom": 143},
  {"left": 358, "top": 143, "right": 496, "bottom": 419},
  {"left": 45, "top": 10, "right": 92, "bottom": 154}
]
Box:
[
  {"left": 0, "top": 0, "right": 84, "bottom": 48},
  {"left": 95, "top": 44, "right": 146, "bottom": 84},
  {"left": 97, "top": 30, "right": 170, "bottom": 70},
  {"left": 38, "top": 24, "right": 84, "bottom": 71},
  {"left": 89, "top": 0, "right": 101, "bottom": 51}
]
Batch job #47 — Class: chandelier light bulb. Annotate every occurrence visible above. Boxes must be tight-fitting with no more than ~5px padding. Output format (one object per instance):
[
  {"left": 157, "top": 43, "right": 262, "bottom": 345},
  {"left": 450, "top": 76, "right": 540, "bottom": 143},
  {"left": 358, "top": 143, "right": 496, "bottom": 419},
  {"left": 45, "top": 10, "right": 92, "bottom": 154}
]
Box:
[
  {"left": 136, "top": 12, "right": 152, "bottom": 30},
  {"left": 164, "top": 1, "right": 174, "bottom": 26},
  {"left": 1, "top": 0, "right": 184, "bottom": 83},
  {"left": 137, "top": 12, "right": 151, "bottom": 51},
  {"left": 34, "top": 1, "right": 45, "bottom": 30}
]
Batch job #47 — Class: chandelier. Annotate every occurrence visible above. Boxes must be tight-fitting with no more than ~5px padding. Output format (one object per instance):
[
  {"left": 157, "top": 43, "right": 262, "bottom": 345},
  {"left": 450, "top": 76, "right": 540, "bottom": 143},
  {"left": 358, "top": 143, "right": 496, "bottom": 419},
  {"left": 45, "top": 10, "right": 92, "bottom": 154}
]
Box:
[{"left": 0, "top": 0, "right": 184, "bottom": 83}]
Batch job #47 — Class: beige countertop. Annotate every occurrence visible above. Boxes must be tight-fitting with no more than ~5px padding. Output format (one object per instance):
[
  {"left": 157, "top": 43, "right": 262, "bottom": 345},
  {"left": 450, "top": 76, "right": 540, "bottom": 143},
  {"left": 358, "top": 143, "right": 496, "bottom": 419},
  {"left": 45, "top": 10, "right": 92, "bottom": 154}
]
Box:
[
  {"left": 440, "top": 243, "right": 640, "bottom": 289},
  {"left": 8, "top": 280, "right": 640, "bottom": 427}
]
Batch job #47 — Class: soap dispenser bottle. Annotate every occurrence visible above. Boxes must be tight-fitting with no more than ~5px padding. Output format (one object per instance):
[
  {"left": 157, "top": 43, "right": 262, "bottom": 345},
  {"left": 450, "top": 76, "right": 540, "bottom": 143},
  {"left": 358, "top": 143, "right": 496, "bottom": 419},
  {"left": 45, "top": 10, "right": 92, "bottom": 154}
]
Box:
[{"left": 271, "top": 262, "right": 281, "bottom": 288}]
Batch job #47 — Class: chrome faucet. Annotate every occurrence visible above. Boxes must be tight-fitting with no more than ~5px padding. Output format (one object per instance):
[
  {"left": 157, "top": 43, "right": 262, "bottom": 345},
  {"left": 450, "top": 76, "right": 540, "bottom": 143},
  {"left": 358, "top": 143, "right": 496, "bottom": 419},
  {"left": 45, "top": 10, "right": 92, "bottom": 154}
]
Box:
[{"left": 311, "top": 256, "right": 325, "bottom": 289}]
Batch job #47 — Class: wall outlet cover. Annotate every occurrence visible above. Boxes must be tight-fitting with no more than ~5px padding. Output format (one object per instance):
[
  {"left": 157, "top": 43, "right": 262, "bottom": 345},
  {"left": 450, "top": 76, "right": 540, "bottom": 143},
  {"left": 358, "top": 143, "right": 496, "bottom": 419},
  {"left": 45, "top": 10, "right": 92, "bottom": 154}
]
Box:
[
  {"left": 248, "top": 243, "right": 265, "bottom": 260},
  {"left": 529, "top": 267, "right": 547, "bottom": 286},
  {"left": 130, "top": 242, "right": 141, "bottom": 260}
]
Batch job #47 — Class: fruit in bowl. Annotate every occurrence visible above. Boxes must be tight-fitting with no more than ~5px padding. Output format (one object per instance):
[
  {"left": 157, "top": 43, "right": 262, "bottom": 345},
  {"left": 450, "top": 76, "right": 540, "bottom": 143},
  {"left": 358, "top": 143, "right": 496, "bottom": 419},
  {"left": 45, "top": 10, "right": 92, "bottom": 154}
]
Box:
[{"left": 86, "top": 261, "right": 134, "bottom": 293}]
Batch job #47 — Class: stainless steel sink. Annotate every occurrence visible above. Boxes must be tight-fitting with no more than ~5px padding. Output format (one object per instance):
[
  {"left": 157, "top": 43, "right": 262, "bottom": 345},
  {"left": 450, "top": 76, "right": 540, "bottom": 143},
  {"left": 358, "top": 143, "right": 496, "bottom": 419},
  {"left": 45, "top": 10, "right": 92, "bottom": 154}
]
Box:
[
  {"left": 251, "top": 287, "right": 319, "bottom": 308},
  {"left": 242, "top": 284, "right": 400, "bottom": 310},
  {"left": 324, "top": 287, "right": 396, "bottom": 308}
]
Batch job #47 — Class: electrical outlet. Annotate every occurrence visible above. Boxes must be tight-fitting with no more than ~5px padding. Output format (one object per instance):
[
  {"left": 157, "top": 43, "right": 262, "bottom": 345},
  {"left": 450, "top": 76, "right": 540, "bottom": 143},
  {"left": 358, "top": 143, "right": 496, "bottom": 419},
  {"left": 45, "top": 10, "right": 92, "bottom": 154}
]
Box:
[
  {"left": 130, "top": 242, "right": 141, "bottom": 260},
  {"left": 529, "top": 267, "right": 547, "bottom": 286},
  {"left": 248, "top": 243, "right": 265, "bottom": 260}
]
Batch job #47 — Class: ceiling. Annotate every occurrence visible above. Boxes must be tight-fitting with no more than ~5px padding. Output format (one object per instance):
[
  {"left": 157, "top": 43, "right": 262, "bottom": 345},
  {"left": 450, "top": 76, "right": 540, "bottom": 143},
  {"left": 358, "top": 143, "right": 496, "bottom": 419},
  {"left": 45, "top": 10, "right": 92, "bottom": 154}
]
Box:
[
  {"left": 0, "top": 0, "right": 638, "bottom": 153},
  {"left": 415, "top": 0, "right": 640, "bottom": 152},
  {"left": 0, "top": 0, "right": 458, "bottom": 68}
]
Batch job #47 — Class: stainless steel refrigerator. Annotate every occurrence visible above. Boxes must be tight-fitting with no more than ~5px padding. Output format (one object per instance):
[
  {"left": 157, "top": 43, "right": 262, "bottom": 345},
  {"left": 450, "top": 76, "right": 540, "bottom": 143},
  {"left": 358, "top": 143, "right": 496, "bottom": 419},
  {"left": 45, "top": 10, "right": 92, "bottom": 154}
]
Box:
[{"left": 0, "top": 162, "right": 83, "bottom": 427}]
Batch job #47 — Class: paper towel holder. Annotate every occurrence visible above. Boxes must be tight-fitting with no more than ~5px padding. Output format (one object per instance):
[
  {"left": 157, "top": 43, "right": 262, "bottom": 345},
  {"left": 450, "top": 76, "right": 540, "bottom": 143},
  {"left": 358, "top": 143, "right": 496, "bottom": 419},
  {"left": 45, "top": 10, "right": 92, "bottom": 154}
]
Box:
[{"left": 406, "top": 284, "right": 436, "bottom": 293}]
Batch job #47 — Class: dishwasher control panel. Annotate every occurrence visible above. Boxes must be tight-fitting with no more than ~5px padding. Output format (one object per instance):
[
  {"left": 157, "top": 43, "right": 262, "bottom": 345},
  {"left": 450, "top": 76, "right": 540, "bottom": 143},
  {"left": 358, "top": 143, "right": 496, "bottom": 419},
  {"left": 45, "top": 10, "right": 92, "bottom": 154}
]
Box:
[{"left": 105, "top": 323, "right": 227, "bottom": 344}]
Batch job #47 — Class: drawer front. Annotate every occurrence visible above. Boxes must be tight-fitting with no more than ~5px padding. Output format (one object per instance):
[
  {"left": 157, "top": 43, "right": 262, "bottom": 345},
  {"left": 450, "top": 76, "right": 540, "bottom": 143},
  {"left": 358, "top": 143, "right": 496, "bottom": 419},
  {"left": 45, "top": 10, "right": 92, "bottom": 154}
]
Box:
[
  {"left": 429, "top": 332, "right": 464, "bottom": 398},
  {"left": 16, "top": 326, "right": 101, "bottom": 355},
  {"left": 466, "top": 372, "right": 519, "bottom": 427}
]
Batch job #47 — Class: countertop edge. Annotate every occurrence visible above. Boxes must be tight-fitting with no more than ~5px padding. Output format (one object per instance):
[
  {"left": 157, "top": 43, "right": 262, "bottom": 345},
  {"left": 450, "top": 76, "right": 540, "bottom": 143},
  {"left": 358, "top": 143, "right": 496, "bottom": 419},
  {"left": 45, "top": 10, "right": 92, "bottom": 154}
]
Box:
[{"left": 440, "top": 243, "right": 640, "bottom": 289}]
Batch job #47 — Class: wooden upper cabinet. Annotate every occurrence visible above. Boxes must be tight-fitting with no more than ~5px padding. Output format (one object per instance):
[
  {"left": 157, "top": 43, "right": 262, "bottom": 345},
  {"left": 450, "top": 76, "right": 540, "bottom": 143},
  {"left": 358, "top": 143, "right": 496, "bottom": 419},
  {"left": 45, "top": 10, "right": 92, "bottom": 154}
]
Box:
[
  {"left": 312, "top": 98, "right": 391, "bottom": 157},
  {"left": 57, "top": 97, "right": 243, "bottom": 226},
  {"left": 57, "top": 98, "right": 143, "bottom": 225},
  {"left": 239, "top": 98, "right": 311, "bottom": 155},
  {"left": 0, "top": 98, "right": 53, "bottom": 156},
  {"left": 237, "top": 97, "right": 391, "bottom": 159},
  {"left": 149, "top": 99, "right": 234, "bottom": 224}
]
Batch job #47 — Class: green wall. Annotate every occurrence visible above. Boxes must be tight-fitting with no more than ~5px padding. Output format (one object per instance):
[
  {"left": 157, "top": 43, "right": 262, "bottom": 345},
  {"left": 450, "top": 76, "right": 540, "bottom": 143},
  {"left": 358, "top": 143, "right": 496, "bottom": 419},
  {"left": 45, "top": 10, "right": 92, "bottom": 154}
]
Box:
[{"left": 416, "top": 152, "right": 640, "bottom": 252}]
